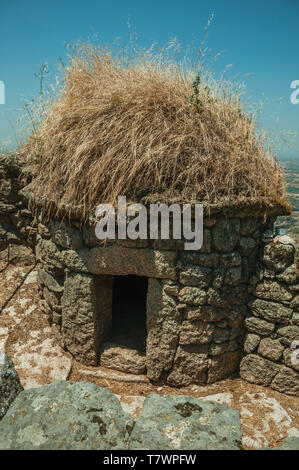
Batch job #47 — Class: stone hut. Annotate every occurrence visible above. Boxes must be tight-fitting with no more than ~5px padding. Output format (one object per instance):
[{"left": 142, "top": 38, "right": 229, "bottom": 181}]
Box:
[
  {"left": 2, "top": 155, "right": 297, "bottom": 394},
  {"left": 1, "top": 47, "right": 296, "bottom": 391},
  {"left": 21, "top": 187, "right": 289, "bottom": 387}
]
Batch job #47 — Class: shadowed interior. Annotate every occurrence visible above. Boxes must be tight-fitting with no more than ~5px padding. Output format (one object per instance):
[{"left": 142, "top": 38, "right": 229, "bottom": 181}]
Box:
[{"left": 108, "top": 275, "right": 148, "bottom": 352}]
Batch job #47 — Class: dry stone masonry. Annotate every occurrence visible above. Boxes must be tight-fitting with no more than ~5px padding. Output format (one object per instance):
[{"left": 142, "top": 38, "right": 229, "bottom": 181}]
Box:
[
  {"left": 0, "top": 155, "right": 35, "bottom": 265},
  {"left": 33, "top": 206, "right": 278, "bottom": 387},
  {"left": 0, "top": 156, "right": 298, "bottom": 394},
  {"left": 240, "top": 236, "right": 299, "bottom": 396}
]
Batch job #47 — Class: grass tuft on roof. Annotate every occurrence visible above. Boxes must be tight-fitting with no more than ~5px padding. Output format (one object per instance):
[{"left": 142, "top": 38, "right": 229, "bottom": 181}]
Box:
[{"left": 22, "top": 41, "right": 288, "bottom": 220}]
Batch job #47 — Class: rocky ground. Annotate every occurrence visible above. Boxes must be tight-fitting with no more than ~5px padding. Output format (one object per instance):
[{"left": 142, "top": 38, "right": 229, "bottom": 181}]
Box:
[{"left": 0, "top": 261, "right": 298, "bottom": 450}]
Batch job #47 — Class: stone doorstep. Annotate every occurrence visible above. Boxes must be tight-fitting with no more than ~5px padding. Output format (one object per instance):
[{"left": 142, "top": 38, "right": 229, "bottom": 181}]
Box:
[{"left": 99, "top": 342, "right": 146, "bottom": 375}]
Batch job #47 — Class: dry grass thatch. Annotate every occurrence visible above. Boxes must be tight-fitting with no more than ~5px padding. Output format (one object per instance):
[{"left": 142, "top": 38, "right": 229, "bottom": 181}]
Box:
[{"left": 23, "top": 42, "right": 288, "bottom": 220}]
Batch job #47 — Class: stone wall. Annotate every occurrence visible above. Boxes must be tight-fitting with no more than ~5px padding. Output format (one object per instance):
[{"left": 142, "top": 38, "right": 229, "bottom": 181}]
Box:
[
  {"left": 2, "top": 155, "right": 297, "bottom": 393},
  {"left": 34, "top": 211, "right": 275, "bottom": 387},
  {"left": 0, "top": 155, "right": 36, "bottom": 265},
  {"left": 240, "top": 236, "right": 299, "bottom": 396}
]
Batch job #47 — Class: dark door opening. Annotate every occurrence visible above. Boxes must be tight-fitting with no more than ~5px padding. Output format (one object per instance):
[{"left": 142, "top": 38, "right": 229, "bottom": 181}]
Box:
[{"left": 108, "top": 275, "right": 148, "bottom": 352}]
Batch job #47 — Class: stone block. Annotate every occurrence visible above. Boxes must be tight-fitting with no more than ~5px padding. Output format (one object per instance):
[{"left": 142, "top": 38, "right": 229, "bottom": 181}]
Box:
[
  {"left": 240, "top": 354, "right": 281, "bottom": 386},
  {"left": 258, "top": 338, "right": 284, "bottom": 361},
  {"left": 212, "top": 218, "right": 240, "bottom": 253}
]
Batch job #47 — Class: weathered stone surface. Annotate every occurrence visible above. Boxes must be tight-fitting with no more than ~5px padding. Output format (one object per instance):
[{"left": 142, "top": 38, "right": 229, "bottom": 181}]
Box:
[
  {"left": 254, "top": 281, "right": 293, "bottom": 302},
  {"left": 179, "top": 321, "right": 214, "bottom": 345},
  {"left": 203, "top": 217, "right": 217, "bottom": 228},
  {"left": 207, "top": 288, "right": 229, "bottom": 308},
  {"left": 100, "top": 343, "right": 146, "bottom": 375},
  {"left": 52, "top": 311, "right": 62, "bottom": 325},
  {"left": 123, "top": 238, "right": 150, "bottom": 249},
  {"left": 277, "top": 325, "right": 299, "bottom": 346},
  {"left": 63, "top": 247, "right": 89, "bottom": 272},
  {"left": 83, "top": 223, "right": 100, "bottom": 247},
  {"left": 241, "top": 253, "right": 257, "bottom": 282},
  {"left": 146, "top": 279, "right": 181, "bottom": 381},
  {"left": 0, "top": 202, "right": 15, "bottom": 214},
  {"left": 249, "top": 298, "right": 292, "bottom": 324},
  {"left": 244, "top": 316, "right": 275, "bottom": 336},
  {"left": 167, "top": 345, "right": 208, "bottom": 386},
  {"left": 50, "top": 219, "right": 83, "bottom": 250},
  {"left": 0, "top": 178, "right": 12, "bottom": 198},
  {"left": 39, "top": 298, "right": 52, "bottom": 322},
  {"left": 276, "top": 235, "right": 296, "bottom": 246},
  {"left": 37, "top": 223, "right": 51, "bottom": 238},
  {"left": 225, "top": 305, "right": 246, "bottom": 330},
  {"left": 87, "top": 244, "right": 176, "bottom": 279},
  {"left": 129, "top": 394, "right": 242, "bottom": 450},
  {"left": 0, "top": 381, "right": 133, "bottom": 449},
  {"left": 179, "top": 265, "right": 212, "bottom": 288},
  {"left": 61, "top": 273, "right": 113, "bottom": 365},
  {"left": 5, "top": 226, "right": 22, "bottom": 245},
  {"left": 208, "top": 351, "right": 240, "bottom": 384},
  {"left": 283, "top": 349, "right": 299, "bottom": 372},
  {"left": 263, "top": 241, "right": 294, "bottom": 273},
  {"left": 293, "top": 312, "right": 299, "bottom": 325},
  {"left": 271, "top": 367, "right": 299, "bottom": 396},
  {"left": 184, "top": 252, "right": 219, "bottom": 268},
  {"left": 240, "top": 354, "right": 281, "bottom": 386},
  {"left": 178, "top": 287, "right": 207, "bottom": 306},
  {"left": 224, "top": 285, "right": 250, "bottom": 305},
  {"left": 38, "top": 267, "right": 63, "bottom": 293},
  {"left": 230, "top": 325, "right": 243, "bottom": 341},
  {"left": 213, "top": 327, "right": 231, "bottom": 344},
  {"left": 290, "top": 295, "right": 299, "bottom": 310},
  {"left": 207, "top": 286, "right": 249, "bottom": 310},
  {"left": 224, "top": 266, "right": 242, "bottom": 286},
  {"left": 263, "top": 268, "right": 276, "bottom": 280},
  {"left": 0, "top": 355, "right": 23, "bottom": 421},
  {"left": 43, "top": 287, "right": 61, "bottom": 312},
  {"left": 220, "top": 252, "right": 241, "bottom": 268},
  {"left": 163, "top": 283, "right": 179, "bottom": 296},
  {"left": 239, "top": 237, "right": 256, "bottom": 256},
  {"left": 36, "top": 237, "right": 64, "bottom": 275},
  {"left": 212, "top": 218, "right": 240, "bottom": 253},
  {"left": 258, "top": 338, "right": 284, "bottom": 362},
  {"left": 240, "top": 218, "right": 258, "bottom": 236},
  {"left": 8, "top": 245, "right": 35, "bottom": 266},
  {"left": 243, "top": 333, "right": 260, "bottom": 354},
  {"left": 276, "top": 264, "right": 299, "bottom": 284},
  {"left": 212, "top": 266, "right": 226, "bottom": 289},
  {"left": 209, "top": 340, "right": 238, "bottom": 357},
  {"left": 185, "top": 305, "right": 226, "bottom": 323}
]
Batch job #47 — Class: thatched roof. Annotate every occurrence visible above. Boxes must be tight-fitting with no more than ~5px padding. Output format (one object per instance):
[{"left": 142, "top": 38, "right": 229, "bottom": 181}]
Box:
[{"left": 22, "top": 45, "right": 289, "bottom": 221}]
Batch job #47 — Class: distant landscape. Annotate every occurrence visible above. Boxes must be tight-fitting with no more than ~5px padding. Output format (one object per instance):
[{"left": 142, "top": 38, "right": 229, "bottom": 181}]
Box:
[{"left": 276, "top": 160, "right": 299, "bottom": 240}]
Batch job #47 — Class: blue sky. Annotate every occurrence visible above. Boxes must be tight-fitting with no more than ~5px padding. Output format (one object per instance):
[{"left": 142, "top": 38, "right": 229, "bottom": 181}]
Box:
[{"left": 0, "top": 0, "right": 298, "bottom": 159}]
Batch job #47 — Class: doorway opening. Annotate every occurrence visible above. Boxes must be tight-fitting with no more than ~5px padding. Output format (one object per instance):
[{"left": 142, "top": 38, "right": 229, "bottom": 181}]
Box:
[{"left": 108, "top": 275, "right": 148, "bottom": 353}]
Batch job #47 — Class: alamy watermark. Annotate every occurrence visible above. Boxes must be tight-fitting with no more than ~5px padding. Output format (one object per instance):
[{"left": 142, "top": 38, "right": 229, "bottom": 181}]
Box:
[
  {"left": 290, "top": 80, "right": 299, "bottom": 104},
  {"left": 0, "top": 81, "right": 5, "bottom": 104},
  {"left": 95, "top": 196, "right": 203, "bottom": 250}
]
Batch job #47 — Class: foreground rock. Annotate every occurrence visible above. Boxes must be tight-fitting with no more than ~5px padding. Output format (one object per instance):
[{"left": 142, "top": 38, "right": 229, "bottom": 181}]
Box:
[
  {"left": 0, "top": 355, "right": 23, "bottom": 420},
  {"left": 0, "top": 380, "right": 133, "bottom": 449},
  {"left": 129, "top": 394, "right": 242, "bottom": 450}
]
